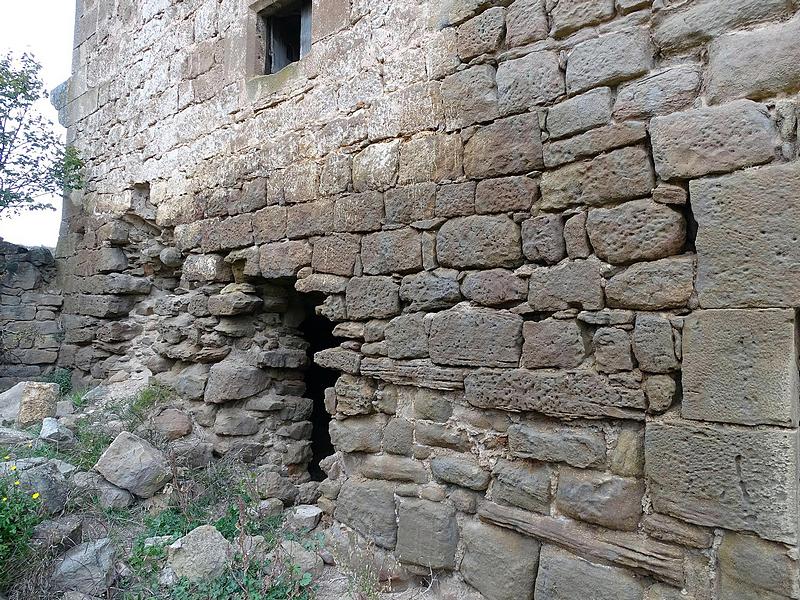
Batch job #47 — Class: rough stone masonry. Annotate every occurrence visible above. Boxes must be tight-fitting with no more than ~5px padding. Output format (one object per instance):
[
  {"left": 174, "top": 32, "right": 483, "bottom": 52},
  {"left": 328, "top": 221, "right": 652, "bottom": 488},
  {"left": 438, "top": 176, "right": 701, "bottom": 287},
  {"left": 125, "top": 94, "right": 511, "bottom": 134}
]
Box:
[{"left": 9, "top": 0, "right": 799, "bottom": 597}]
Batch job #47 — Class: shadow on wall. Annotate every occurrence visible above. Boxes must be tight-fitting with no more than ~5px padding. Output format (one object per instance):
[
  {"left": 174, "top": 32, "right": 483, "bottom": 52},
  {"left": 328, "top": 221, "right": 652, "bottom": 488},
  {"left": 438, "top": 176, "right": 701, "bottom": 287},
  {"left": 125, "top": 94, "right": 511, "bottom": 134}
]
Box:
[{"left": 297, "top": 292, "right": 336, "bottom": 481}]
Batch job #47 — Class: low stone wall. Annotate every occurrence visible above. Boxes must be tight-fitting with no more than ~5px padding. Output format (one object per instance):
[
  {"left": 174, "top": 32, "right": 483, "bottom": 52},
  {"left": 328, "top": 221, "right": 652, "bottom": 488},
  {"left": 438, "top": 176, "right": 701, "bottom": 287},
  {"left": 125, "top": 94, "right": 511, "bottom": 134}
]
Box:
[{"left": 0, "top": 238, "right": 63, "bottom": 391}]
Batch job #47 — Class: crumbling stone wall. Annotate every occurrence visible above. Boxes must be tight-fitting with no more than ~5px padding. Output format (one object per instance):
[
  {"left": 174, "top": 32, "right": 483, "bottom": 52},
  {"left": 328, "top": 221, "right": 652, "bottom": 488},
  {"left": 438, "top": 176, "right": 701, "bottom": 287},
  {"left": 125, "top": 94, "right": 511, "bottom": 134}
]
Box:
[
  {"left": 50, "top": 0, "right": 800, "bottom": 597},
  {"left": 0, "top": 238, "right": 63, "bottom": 391}
]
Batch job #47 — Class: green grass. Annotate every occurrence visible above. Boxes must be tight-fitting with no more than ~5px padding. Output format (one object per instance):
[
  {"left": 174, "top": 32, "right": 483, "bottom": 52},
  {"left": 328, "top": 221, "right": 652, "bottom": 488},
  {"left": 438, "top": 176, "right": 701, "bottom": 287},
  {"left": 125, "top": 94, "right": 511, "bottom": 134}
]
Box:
[{"left": 42, "top": 368, "right": 73, "bottom": 396}]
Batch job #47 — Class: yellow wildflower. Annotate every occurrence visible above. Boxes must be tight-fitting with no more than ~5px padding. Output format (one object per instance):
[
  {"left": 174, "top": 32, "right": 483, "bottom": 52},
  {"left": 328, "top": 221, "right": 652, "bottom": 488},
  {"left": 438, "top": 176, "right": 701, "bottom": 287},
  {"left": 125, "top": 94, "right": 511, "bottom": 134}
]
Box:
[
  {"left": 13, "top": 480, "right": 20, "bottom": 486},
  {"left": 3, "top": 455, "right": 9, "bottom": 460},
  {"left": 1, "top": 497, "right": 6, "bottom": 502},
  {"left": 31, "top": 492, "right": 40, "bottom": 500},
  {"left": 10, "top": 465, "right": 16, "bottom": 471}
]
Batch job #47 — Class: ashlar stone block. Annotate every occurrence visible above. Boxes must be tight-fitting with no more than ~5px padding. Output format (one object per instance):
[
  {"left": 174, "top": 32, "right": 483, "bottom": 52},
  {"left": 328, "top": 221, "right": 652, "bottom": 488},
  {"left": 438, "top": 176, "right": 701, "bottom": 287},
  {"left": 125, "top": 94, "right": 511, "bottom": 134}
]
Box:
[
  {"left": 586, "top": 200, "right": 686, "bottom": 265},
  {"left": 429, "top": 304, "right": 522, "bottom": 368},
  {"left": 650, "top": 100, "right": 776, "bottom": 181},
  {"left": 456, "top": 7, "right": 505, "bottom": 60},
  {"left": 605, "top": 256, "right": 695, "bottom": 311},
  {"left": 528, "top": 258, "right": 604, "bottom": 311},
  {"left": 522, "top": 319, "right": 587, "bottom": 369},
  {"left": 566, "top": 28, "right": 652, "bottom": 94},
  {"left": 491, "top": 459, "right": 551, "bottom": 513},
  {"left": 535, "top": 545, "right": 645, "bottom": 600},
  {"left": 691, "top": 162, "right": 800, "bottom": 308},
  {"left": 460, "top": 521, "right": 540, "bottom": 600},
  {"left": 550, "top": 0, "right": 615, "bottom": 37},
  {"left": 361, "top": 229, "right": 422, "bottom": 275},
  {"left": 555, "top": 467, "right": 644, "bottom": 531},
  {"left": 708, "top": 15, "right": 800, "bottom": 104},
  {"left": 396, "top": 499, "right": 458, "bottom": 569},
  {"left": 508, "top": 422, "right": 606, "bottom": 468},
  {"left": 346, "top": 277, "right": 401, "bottom": 320},
  {"left": 334, "top": 479, "right": 397, "bottom": 549},
  {"left": 496, "top": 51, "right": 564, "bottom": 115},
  {"left": 437, "top": 215, "right": 522, "bottom": 269},
  {"left": 646, "top": 419, "right": 798, "bottom": 544},
  {"left": 441, "top": 64, "right": 499, "bottom": 130},
  {"left": 506, "top": 0, "right": 548, "bottom": 47},
  {"left": 613, "top": 64, "right": 702, "bottom": 121},
  {"left": 547, "top": 87, "right": 612, "bottom": 140},
  {"left": 718, "top": 532, "right": 800, "bottom": 600},
  {"left": 682, "top": 309, "right": 798, "bottom": 427},
  {"left": 463, "top": 113, "right": 544, "bottom": 178}
]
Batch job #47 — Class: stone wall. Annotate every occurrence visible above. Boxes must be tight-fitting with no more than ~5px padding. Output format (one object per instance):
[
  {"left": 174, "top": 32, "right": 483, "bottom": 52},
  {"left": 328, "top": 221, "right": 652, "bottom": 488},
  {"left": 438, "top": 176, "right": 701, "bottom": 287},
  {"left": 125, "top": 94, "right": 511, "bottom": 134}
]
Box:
[
  {"left": 0, "top": 238, "right": 63, "bottom": 391},
  {"left": 49, "top": 0, "right": 800, "bottom": 598}
]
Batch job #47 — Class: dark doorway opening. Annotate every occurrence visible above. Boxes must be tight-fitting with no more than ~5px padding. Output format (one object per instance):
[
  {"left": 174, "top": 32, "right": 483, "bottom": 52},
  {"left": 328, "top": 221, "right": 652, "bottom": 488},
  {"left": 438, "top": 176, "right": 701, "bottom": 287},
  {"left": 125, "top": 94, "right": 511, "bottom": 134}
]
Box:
[{"left": 298, "top": 294, "right": 337, "bottom": 481}]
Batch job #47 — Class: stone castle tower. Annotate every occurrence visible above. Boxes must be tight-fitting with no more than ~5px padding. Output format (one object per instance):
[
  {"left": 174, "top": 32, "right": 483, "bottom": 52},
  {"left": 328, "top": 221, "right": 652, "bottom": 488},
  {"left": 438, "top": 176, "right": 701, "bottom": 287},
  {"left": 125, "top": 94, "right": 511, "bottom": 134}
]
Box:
[{"left": 5, "top": 0, "right": 800, "bottom": 597}]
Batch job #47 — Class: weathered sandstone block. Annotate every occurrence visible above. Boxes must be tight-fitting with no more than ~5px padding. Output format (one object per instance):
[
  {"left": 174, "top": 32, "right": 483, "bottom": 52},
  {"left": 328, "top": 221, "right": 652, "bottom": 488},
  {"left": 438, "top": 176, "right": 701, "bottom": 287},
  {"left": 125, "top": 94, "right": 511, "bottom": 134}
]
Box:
[
  {"left": 506, "top": 0, "right": 548, "bottom": 47},
  {"left": 461, "top": 269, "right": 527, "bottom": 306},
  {"left": 441, "top": 64, "right": 499, "bottom": 130},
  {"left": 547, "top": 88, "right": 612, "bottom": 140},
  {"left": 346, "top": 277, "right": 401, "bottom": 320},
  {"left": 456, "top": 7, "right": 505, "bottom": 60},
  {"left": 361, "top": 229, "right": 422, "bottom": 275},
  {"left": 522, "top": 319, "right": 587, "bottom": 369},
  {"left": 586, "top": 200, "right": 686, "bottom": 264},
  {"left": 460, "top": 521, "right": 540, "bottom": 600},
  {"left": 605, "top": 256, "right": 695, "bottom": 311},
  {"left": 682, "top": 309, "right": 798, "bottom": 427},
  {"left": 464, "top": 113, "right": 544, "bottom": 178},
  {"left": 335, "top": 479, "right": 397, "bottom": 548},
  {"left": 613, "top": 65, "right": 701, "bottom": 120},
  {"left": 646, "top": 419, "right": 798, "bottom": 543},
  {"left": 329, "top": 416, "right": 385, "bottom": 453},
  {"left": 183, "top": 254, "right": 232, "bottom": 282},
  {"left": 259, "top": 241, "right": 312, "bottom": 278},
  {"left": 385, "top": 313, "right": 429, "bottom": 359},
  {"left": 550, "top": 0, "right": 614, "bottom": 37},
  {"left": 632, "top": 314, "right": 678, "bottom": 374},
  {"left": 204, "top": 358, "right": 269, "bottom": 404},
  {"left": 400, "top": 272, "right": 461, "bottom": 311},
  {"left": 312, "top": 233, "right": 360, "bottom": 276},
  {"left": 691, "top": 163, "right": 800, "bottom": 307},
  {"left": 437, "top": 215, "right": 522, "bottom": 269},
  {"left": 528, "top": 258, "right": 604, "bottom": 311},
  {"left": 430, "top": 455, "right": 490, "bottom": 490},
  {"left": 507, "top": 422, "right": 606, "bottom": 468},
  {"left": 95, "top": 432, "right": 170, "bottom": 498},
  {"left": 535, "top": 545, "right": 645, "bottom": 600},
  {"left": 718, "top": 532, "right": 800, "bottom": 600},
  {"left": 397, "top": 498, "right": 458, "bottom": 569},
  {"left": 475, "top": 176, "right": 537, "bottom": 214},
  {"left": 555, "top": 468, "right": 644, "bottom": 531},
  {"left": 496, "top": 51, "right": 564, "bottom": 115},
  {"left": 593, "top": 327, "right": 634, "bottom": 373},
  {"left": 429, "top": 304, "right": 522, "bottom": 367},
  {"left": 566, "top": 28, "right": 652, "bottom": 94},
  {"left": 650, "top": 100, "right": 776, "bottom": 180},
  {"left": 491, "top": 459, "right": 551, "bottom": 513},
  {"left": 522, "top": 214, "right": 566, "bottom": 265}
]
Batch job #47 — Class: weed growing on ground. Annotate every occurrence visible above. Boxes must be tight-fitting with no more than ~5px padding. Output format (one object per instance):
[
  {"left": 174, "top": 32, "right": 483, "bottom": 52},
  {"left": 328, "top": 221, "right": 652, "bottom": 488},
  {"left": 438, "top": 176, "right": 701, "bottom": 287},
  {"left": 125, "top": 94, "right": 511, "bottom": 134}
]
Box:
[
  {"left": 42, "top": 367, "right": 73, "bottom": 396},
  {"left": 0, "top": 473, "right": 45, "bottom": 589}
]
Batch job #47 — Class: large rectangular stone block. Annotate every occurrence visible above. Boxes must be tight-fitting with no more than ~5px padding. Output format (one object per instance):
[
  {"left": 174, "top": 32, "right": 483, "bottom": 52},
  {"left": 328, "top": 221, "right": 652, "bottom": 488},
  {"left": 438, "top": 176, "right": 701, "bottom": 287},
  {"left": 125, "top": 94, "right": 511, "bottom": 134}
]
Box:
[
  {"left": 463, "top": 113, "right": 544, "bottom": 178},
  {"left": 334, "top": 479, "right": 397, "bottom": 549},
  {"left": 361, "top": 229, "right": 422, "bottom": 275},
  {"left": 708, "top": 15, "right": 800, "bottom": 104},
  {"left": 496, "top": 51, "right": 564, "bottom": 115},
  {"left": 566, "top": 28, "right": 652, "bottom": 94},
  {"left": 682, "top": 309, "right": 798, "bottom": 427},
  {"left": 646, "top": 419, "right": 798, "bottom": 544},
  {"left": 507, "top": 422, "right": 606, "bottom": 468},
  {"left": 691, "top": 163, "right": 800, "bottom": 307},
  {"left": 466, "top": 368, "right": 645, "bottom": 420},
  {"left": 613, "top": 65, "right": 701, "bottom": 121},
  {"left": 429, "top": 304, "right": 522, "bottom": 368},
  {"left": 650, "top": 100, "right": 776, "bottom": 181},
  {"left": 437, "top": 215, "right": 522, "bottom": 269},
  {"left": 396, "top": 498, "right": 458, "bottom": 569}
]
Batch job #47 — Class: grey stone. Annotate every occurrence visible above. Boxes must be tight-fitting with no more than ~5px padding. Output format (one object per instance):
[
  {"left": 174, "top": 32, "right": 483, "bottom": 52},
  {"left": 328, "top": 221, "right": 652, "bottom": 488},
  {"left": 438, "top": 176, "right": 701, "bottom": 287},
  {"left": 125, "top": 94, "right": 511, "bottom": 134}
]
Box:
[
  {"left": 168, "top": 525, "right": 233, "bottom": 582},
  {"left": 361, "top": 229, "right": 422, "bottom": 275},
  {"left": 385, "top": 313, "right": 429, "bottom": 359},
  {"left": 259, "top": 240, "right": 312, "bottom": 278},
  {"left": 609, "top": 425, "right": 645, "bottom": 478},
  {"left": 646, "top": 419, "right": 798, "bottom": 543},
  {"left": 204, "top": 358, "right": 269, "bottom": 404},
  {"left": 152, "top": 408, "right": 192, "bottom": 440},
  {"left": 254, "top": 471, "right": 298, "bottom": 504},
  {"left": 496, "top": 51, "right": 564, "bottom": 115},
  {"left": 429, "top": 304, "right": 522, "bottom": 368},
  {"left": 334, "top": 479, "right": 398, "bottom": 548},
  {"left": 468, "top": 368, "right": 645, "bottom": 420},
  {"left": 460, "top": 521, "right": 540, "bottom": 600},
  {"left": 182, "top": 254, "right": 232, "bottom": 282},
  {"left": 522, "top": 319, "right": 587, "bottom": 369},
  {"left": 691, "top": 162, "right": 800, "bottom": 308},
  {"left": 491, "top": 459, "right": 551, "bottom": 513},
  {"left": 555, "top": 468, "right": 644, "bottom": 530},
  {"left": 30, "top": 515, "right": 83, "bottom": 552},
  {"left": 547, "top": 88, "right": 612, "bottom": 140},
  {"left": 593, "top": 327, "right": 634, "bottom": 373},
  {"left": 566, "top": 28, "right": 652, "bottom": 94},
  {"left": 437, "top": 215, "right": 522, "bottom": 269},
  {"left": 508, "top": 422, "right": 605, "bottom": 468},
  {"left": 534, "top": 545, "right": 645, "bottom": 600},
  {"left": 650, "top": 100, "right": 776, "bottom": 181},
  {"left": 456, "top": 7, "right": 505, "bottom": 60},
  {"left": 682, "top": 309, "right": 798, "bottom": 427},
  {"left": 94, "top": 432, "right": 171, "bottom": 498},
  {"left": 605, "top": 256, "right": 695, "bottom": 311},
  {"left": 586, "top": 200, "right": 686, "bottom": 264},
  {"left": 214, "top": 408, "right": 261, "bottom": 436},
  {"left": 642, "top": 513, "right": 714, "bottom": 550},
  {"left": 652, "top": 0, "right": 796, "bottom": 53},
  {"left": 4, "top": 381, "right": 59, "bottom": 428},
  {"left": 528, "top": 258, "right": 604, "bottom": 311},
  {"left": 361, "top": 455, "right": 428, "bottom": 483},
  {"left": 400, "top": 272, "right": 461, "bottom": 312},
  {"left": 207, "top": 292, "right": 262, "bottom": 316},
  {"left": 384, "top": 418, "right": 414, "bottom": 455},
  {"left": 544, "top": 122, "right": 649, "bottom": 168},
  {"left": 462, "top": 269, "right": 527, "bottom": 306},
  {"left": 441, "top": 64, "right": 499, "bottom": 130},
  {"left": 708, "top": 16, "right": 800, "bottom": 104},
  {"left": 346, "top": 277, "right": 401, "bottom": 320},
  {"left": 430, "top": 455, "right": 490, "bottom": 490},
  {"left": 506, "top": 0, "right": 548, "bottom": 47},
  {"left": 352, "top": 140, "right": 399, "bottom": 192},
  {"left": 413, "top": 388, "right": 454, "bottom": 422},
  {"left": 475, "top": 176, "right": 538, "bottom": 214},
  {"left": 522, "top": 214, "right": 566, "bottom": 265},
  {"left": 614, "top": 65, "right": 702, "bottom": 120},
  {"left": 288, "top": 505, "right": 324, "bottom": 531},
  {"left": 397, "top": 498, "right": 458, "bottom": 569},
  {"left": 329, "top": 415, "right": 385, "bottom": 453},
  {"left": 632, "top": 314, "right": 678, "bottom": 374},
  {"left": 644, "top": 375, "right": 676, "bottom": 413},
  {"left": 563, "top": 212, "right": 591, "bottom": 259},
  {"left": 540, "top": 145, "right": 655, "bottom": 210},
  {"left": 718, "top": 532, "right": 800, "bottom": 600},
  {"left": 50, "top": 539, "right": 115, "bottom": 595},
  {"left": 464, "top": 113, "right": 544, "bottom": 178},
  {"left": 18, "top": 461, "right": 68, "bottom": 514}
]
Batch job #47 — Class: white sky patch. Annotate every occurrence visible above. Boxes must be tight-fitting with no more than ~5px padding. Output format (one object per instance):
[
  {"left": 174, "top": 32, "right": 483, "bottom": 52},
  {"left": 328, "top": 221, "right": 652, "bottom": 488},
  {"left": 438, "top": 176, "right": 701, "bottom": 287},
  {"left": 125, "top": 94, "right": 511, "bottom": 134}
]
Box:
[{"left": 0, "top": 1, "right": 76, "bottom": 247}]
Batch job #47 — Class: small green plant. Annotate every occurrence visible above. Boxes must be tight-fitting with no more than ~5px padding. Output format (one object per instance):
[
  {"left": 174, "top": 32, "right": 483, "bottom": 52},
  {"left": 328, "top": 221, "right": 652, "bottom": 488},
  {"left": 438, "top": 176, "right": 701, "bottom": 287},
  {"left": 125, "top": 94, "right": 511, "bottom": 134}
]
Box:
[
  {"left": 43, "top": 368, "right": 73, "bottom": 396},
  {"left": 0, "top": 474, "right": 45, "bottom": 588},
  {"left": 68, "top": 390, "right": 88, "bottom": 409}
]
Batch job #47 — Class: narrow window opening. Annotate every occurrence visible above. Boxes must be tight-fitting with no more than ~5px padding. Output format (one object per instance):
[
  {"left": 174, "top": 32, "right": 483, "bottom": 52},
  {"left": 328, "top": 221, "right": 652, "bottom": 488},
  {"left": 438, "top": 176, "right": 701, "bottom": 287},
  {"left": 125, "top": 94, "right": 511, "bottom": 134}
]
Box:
[
  {"left": 257, "top": 0, "right": 312, "bottom": 75},
  {"left": 298, "top": 294, "right": 336, "bottom": 481}
]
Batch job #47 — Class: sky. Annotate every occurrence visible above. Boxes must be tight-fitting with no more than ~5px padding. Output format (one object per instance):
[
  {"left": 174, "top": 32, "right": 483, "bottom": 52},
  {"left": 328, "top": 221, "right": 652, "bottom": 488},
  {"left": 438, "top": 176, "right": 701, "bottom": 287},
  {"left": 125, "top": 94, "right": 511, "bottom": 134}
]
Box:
[{"left": 0, "top": 1, "right": 76, "bottom": 247}]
